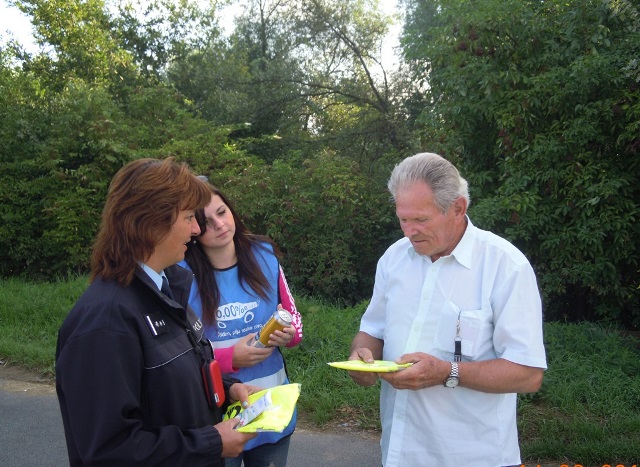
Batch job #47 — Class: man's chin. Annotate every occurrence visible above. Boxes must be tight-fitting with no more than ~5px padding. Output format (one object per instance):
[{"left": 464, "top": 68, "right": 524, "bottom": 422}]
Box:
[{"left": 411, "top": 243, "right": 432, "bottom": 257}]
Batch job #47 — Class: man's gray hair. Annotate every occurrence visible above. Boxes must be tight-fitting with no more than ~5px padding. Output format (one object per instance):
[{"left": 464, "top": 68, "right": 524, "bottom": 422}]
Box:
[{"left": 387, "top": 152, "right": 470, "bottom": 212}]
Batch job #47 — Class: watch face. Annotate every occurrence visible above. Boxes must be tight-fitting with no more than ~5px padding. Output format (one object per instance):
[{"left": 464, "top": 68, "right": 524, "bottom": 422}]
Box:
[{"left": 445, "top": 376, "right": 459, "bottom": 388}]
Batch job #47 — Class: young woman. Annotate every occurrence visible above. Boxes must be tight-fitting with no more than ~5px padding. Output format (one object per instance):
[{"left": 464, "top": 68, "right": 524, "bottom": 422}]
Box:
[
  {"left": 56, "top": 158, "right": 257, "bottom": 466},
  {"left": 180, "top": 180, "right": 303, "bottom": 467}
]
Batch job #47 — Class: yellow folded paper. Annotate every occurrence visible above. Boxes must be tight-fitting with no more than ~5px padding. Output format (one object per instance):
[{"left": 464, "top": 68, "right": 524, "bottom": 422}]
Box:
[
  {"left": 327, "top": 360, "right": 413, "bottom": 372},
  {"left": 223, "top": 383, "right": 301, "bottom": 433}
]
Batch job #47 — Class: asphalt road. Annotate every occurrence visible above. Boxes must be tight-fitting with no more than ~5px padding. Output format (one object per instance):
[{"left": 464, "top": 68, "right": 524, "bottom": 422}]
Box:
[{"left": 0, "top": 369, "right": 381, "bottom": 467}]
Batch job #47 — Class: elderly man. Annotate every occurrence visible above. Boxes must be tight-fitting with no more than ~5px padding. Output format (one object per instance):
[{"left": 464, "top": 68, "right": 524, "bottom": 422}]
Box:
[{"left": 349, "top": 152, "right": 547, "bottom": 467}]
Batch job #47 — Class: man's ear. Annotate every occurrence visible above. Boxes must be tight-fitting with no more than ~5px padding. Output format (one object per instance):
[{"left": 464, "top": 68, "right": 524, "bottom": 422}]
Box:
[{"left": 453, "top": 196, "right": 467, "bottom": 218}]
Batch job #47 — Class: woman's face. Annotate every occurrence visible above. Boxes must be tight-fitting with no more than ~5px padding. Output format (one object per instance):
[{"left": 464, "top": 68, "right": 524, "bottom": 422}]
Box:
[
  {"left": 147, "top": 209, "right": 200, "bottom": 272},
  {"left": 197, "top": 194, "right": 236, "bottom": 250}
]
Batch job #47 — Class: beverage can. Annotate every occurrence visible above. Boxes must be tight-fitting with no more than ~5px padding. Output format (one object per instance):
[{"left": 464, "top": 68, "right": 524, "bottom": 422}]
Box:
[{"left": 252, "top": 309, "right": 293, "bottom": 348}]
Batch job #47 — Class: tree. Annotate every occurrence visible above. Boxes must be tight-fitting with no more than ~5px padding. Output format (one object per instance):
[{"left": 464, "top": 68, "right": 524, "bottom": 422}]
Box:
[
  {"left": 114, "top": 0, "right": 223, "bottom": 79},
  {"left": 167, "top": 0, "right": 413, "bottom": 166},
  {"left": 283, "top": 0, "right": 413, "bottom": 163},
  {"left": 0, "top": 0, "right": 244, "bottom": 278},
  {"left": 15, "top": 0, "right": 138, "bottom": 90},
  {"left": 401, "top": 0, "right": 640, "bottom": 326}
]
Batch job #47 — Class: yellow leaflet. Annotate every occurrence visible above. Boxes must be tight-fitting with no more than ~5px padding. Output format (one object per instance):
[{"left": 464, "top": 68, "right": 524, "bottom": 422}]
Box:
[
  {"left": 327, "top": 360, "right": 413, "bottom": 372},
  {"left": 223, "top": 383, "right": 301, "bottom": 433}
]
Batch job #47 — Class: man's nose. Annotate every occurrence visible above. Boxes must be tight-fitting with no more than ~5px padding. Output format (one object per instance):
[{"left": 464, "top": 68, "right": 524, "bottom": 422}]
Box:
[{"left": 402, "top": 221, "right": 418, "bottom": 236}]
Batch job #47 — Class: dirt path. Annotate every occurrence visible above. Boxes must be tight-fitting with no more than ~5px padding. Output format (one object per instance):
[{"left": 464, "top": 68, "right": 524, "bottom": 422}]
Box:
[
  {"left": 0, "top": 361, "right": 56, "bottom": 395},
  {"left": 0, "top": 361, "right": 378, "bottom": 439}
]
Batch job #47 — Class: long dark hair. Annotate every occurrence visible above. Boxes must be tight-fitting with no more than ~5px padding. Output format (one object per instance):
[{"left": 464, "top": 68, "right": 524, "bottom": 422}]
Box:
[{"left": 184, "top": 182, "right": 280, "bottom": 328}]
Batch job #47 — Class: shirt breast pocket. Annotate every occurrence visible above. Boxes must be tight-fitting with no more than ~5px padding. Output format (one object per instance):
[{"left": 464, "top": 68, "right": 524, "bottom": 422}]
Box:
[{"left": 435, "top": 301, "right": 493, "bottom": 361}]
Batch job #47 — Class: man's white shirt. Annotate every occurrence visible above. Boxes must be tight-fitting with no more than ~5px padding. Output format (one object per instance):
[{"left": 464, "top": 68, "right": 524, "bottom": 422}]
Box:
[{"left": 360, "top": 218, "right": 547, "bottom": 467}]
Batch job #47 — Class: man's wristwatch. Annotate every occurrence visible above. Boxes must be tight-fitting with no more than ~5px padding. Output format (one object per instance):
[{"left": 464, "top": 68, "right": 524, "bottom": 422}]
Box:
[{"left": 444, "top": 362, "right": 459, "bottom": 388}]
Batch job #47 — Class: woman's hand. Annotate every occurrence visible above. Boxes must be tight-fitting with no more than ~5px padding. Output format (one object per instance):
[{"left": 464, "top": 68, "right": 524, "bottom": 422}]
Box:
[
  {"left": 266, "top": 305, "right": 295, "bottom": 347},
  {"left": 228, "top": 382, "right": 263, "bottom": 405},
  {"left": 214, "top": 418, "right": 257, "bottom": 458},
  {"left": 232, "top": 334, "right": 274, "bottom": 368},
  {"left": 266, "top": 324, "right": 295, "bottom": 347}
]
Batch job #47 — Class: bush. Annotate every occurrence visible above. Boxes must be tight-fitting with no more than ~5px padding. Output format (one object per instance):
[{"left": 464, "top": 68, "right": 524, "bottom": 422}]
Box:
[
  {"left": 404, "top": 0, "right": 640, "bottom": 326},
  {"left": 207, "top": 150, "right": 400, "bottom": 304}
]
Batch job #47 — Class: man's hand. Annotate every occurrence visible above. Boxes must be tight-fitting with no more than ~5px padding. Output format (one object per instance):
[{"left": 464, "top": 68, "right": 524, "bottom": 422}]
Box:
[
  {"left": 347, "top": 331, "right": 384, "bottom": 387},
  {"left": 378, "top": 354, "right": 545, "bottom": 393},
  {"left": 232, "top": 334, "right": 274, "bottom": 367},
  {"left": 347, "top": 347, "right": 380, "bottom": 387},
  {"left": 214, "top": 418, "right": 257, "bottom": 458},
  {"left": 378, "top": 353, "right": 449, "bottom": 390}
]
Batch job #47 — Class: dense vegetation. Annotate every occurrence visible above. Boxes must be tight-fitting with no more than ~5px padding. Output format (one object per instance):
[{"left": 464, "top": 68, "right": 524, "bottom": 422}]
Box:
[
  {"left": 402, "top": 0, "right": 640, "bottom": 327},
  {"left": 1, "top": 0, "right": 638, "bottom": 327}
]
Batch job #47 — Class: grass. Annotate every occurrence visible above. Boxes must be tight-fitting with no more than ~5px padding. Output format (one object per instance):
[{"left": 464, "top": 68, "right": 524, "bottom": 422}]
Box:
[
  {"left": 285, "top": 298, "right": 381, "bottom": 430},
  {"left": 1, "top": 277, "right": 639, "bottom": 465},
  {"left": 0, "top": 276, "right": 88, "bottom": 374},
  {"left": 517, "top": 322, "right": 640, "bottom": 463}
]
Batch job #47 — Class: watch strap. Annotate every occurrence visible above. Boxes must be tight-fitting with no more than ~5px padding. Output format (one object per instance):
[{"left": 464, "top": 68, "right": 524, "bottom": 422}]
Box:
[
  {"left": 444, "top": 361, "right": 459, "bottom": 387},
  {"left": 450, "top": 361, "right": 459, "bottom": 378}
]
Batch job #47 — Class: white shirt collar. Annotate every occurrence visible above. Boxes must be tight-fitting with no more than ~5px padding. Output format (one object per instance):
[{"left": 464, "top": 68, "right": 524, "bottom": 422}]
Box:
[
  {"left": 406, "top": 215, "right": 475, "bottom": 270},
  {"left": 449, "top": 216, "right": 474, "bottom": 270}
]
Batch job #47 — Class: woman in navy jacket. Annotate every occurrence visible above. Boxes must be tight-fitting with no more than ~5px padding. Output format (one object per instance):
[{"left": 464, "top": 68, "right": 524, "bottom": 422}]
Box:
[{"left": 55, "top": 158, "right": 257, "bottom": 466}]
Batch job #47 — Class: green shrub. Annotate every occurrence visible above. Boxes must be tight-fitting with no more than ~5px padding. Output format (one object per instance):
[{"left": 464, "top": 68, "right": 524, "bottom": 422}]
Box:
[
  {"left": 209, "top": 150, "right": 399, "bottom": 304},
  {"left": 404, "top": 0, "right": 640, "bottom": 326}
]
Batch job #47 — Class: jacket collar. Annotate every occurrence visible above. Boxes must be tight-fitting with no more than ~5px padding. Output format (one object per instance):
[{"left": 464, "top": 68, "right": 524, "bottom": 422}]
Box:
[{"left": 134, "top": 264, "right": 193, "bottom": 310}]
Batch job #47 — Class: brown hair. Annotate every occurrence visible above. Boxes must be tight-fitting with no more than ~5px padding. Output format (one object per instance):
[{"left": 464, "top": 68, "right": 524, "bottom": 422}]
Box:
[
  {"left": 184, "top": 182, "right": 280, "bottom": 328},
  {"left": 90, "top": 157, "right": 211, "bottom": 286}
]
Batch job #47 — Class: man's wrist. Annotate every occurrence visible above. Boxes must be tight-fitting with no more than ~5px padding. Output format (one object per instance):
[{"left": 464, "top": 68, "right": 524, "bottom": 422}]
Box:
[
  {"left": 443, "top": 360, "right": 453, "bottom": 381},
  {"left": 444, "top": 361, "right": 460, "bottom": 388}
]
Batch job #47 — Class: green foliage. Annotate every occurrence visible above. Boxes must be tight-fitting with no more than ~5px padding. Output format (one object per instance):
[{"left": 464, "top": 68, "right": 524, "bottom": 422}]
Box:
[
  {"left": 17, "top": 0, "right": 138, "bottom": 91},
  {"left": 168, "top": 0, "right": 413, "bottom": 164},
  {"left": 203, "top": 150, "right": 399, "bottom": 303},
  {"left": 114, "top": 0, "right": 221, "bottom": 79},
  {"left": 0, "top": 46, "right": 241, "bottom": 278},
  {"left": 402, "top": 0, "right": 640, "bottom": 326}
]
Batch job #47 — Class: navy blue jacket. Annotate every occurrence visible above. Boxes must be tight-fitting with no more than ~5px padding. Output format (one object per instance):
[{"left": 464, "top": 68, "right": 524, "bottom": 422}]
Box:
[{"left": 56, "top": 264, "right": 236, "bottom": 466}]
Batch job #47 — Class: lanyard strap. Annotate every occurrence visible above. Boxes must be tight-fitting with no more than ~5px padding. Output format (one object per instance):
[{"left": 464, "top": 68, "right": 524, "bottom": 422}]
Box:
[{"left": 454, "top": 312, "right": 462, "bottom": 362}]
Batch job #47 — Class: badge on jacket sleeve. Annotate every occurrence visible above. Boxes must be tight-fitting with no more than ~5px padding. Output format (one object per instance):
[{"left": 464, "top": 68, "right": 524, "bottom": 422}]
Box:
[{"left": 145, "top": 313, "right": 169, "bottom": 336}]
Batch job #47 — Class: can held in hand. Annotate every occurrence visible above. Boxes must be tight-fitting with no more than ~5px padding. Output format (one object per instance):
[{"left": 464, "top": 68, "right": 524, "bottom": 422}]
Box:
[{"left": 251, "top": 309, "right": 293, "bottom": 348}]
